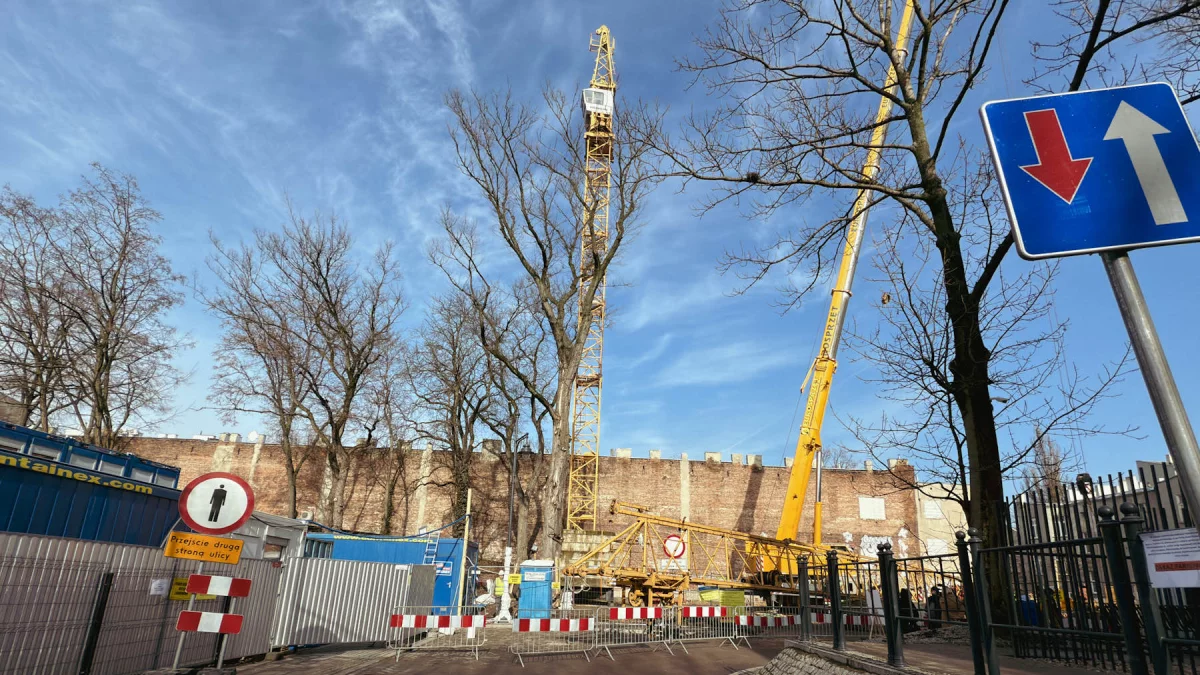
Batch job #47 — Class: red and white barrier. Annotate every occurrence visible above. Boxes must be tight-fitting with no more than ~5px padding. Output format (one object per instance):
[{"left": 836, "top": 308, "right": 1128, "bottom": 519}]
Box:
[
  {"left": 513, "top": 617, "right": 594, "bottom": 632},
  {"left": 185, "top": 574, "right": 252, "bottom": 598},
  {"left": 608, "top": 607, "right": 662, "bottom": 620},
  {"left": 736, "top": 615, "right": 800, "bottom": 627},
  {"left": 681, "top": 606, "right": 728, "bottom": 618},
  {"left": 176, "top": 611, "right": 243, "bottom": 634},
  {"left": 389, "top": 614, "right": 486, "bottom": 629}
]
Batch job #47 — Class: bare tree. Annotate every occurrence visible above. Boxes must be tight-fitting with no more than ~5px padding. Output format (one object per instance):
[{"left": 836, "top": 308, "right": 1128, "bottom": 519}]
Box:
[
  {"left": 435, "top": 87, "right": 661, "bottom": 559},
  {"left": 477, "top": 289, "right": 556, "bottom": 562},
  {"left": 50, "top": 165, "right": 186, "bottom": 447},
  {"left": 638, "top": 0, "right": 1190, "bottom": 543},
  {"left": 407, "top": 293, "right": 492, "bottom": 537},
  {"left": 839, "top": 195, "right": 1130, "bottom": 520},
  {"left": 822, "top": 445, "right": 860, "bottom": 469},
  {"left": 202, "top": 231, "right": 319, "bottom": 518},
  {"left": 208, "top": 205, "right": 404, "bottom": 527},
  {"left": 1020, "top": 431, "right": 1073, "bottom": 496},
  {"left": 375, "top": 348, "right": 416, "bottom": 534},
  {"left": 0, "top": 190, "right": 74, "bottom": 429}
]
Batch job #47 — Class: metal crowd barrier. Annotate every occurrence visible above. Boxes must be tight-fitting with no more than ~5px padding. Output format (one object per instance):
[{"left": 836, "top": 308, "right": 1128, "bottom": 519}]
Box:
[
  {"left": 668, "top": 606, "right": 740, "bottom": 652},
  {"left": 390, "top": 606, "right": 488, "bottom": 660},
  {"left": 593, "top": 606, "right": 675, "bottom": 660},
  {"left": 509, "top": 608, "right": 598, "bottom": 667},
  {"left": 731, "top": 606, "right": 806, "bottom": 645}
]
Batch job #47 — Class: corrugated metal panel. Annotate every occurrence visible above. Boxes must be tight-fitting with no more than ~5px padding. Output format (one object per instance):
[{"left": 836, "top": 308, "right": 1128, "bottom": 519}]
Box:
[
  {"left": 0, "top": 463, "right": 178, "bottom": 546},
  {"left": 405, "top": 563, "right": 436, "bottom": 607},
  {"left": 0, "top": 533, "right": 283, "bottom": 675},
  {"left": 271, "top": 558, "right": 430, "bottom": 648},
  {"left": 305, "top": 535, "right": 478, "bottom": 611}
]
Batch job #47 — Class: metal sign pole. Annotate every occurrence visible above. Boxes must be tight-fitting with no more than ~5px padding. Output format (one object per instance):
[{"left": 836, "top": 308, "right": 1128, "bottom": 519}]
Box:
[
  {"left": 1103, "top": 251, "right": 1200, "bottom": 534},
  {"left": 216, "top": 596, "right": 236, "bottom": 669},
  {"left": 171, "top": 562, "right": 203, "bottom": 670}
]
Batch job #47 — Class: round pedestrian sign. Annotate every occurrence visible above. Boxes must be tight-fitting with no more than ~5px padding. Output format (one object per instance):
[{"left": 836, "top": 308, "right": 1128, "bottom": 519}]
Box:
[
  {"left": 663, "top": 534, "right": 686, "bottom": 559},
  {"left": 178, "top": 472, "right": 255, "bottom": 535}
]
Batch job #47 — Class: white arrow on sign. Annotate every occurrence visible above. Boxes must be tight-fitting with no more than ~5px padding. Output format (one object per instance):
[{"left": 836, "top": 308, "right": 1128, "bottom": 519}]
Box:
[{"left": 1104, "top": 101, "right": 1188, "bottom": 225}]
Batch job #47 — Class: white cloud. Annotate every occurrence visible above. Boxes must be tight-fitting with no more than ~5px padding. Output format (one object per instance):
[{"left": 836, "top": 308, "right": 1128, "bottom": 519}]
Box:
[{"left": 656, "top": 339, "right": 802, "bottom": 387}]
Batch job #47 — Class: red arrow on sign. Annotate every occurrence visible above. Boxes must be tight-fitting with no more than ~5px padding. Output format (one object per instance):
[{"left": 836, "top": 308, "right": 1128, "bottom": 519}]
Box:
[{"left": 1020, "top": 109, "right": 1093, "bottom": 204}]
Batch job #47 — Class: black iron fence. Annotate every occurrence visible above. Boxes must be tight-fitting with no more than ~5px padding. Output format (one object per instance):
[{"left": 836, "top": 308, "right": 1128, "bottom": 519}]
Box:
[{"left": 797, "top": 503, "right": 1200, "bottom": 675}]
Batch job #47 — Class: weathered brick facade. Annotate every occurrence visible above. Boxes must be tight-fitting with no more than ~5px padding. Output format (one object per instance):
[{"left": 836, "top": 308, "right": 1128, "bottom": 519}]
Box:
[{"left": 127, "top": 437, "right": 927, "bottom": 563}]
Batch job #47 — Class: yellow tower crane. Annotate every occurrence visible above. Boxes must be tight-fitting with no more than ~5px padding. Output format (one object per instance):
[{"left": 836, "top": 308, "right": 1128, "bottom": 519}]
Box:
[
  {"left": 776, "top": 1, "right": 916, "bottom": 546},
  {"left": 567, "top": 25, "right": 616, "bottom": 532}
]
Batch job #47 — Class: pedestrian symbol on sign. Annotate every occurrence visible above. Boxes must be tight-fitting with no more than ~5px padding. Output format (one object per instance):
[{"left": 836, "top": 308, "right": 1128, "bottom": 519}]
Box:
[
  {"left": 178, "top": 472, "right": 255, "bottom": 536},
  {"left": 208, "top": 484, "right": 227, "bottom": 522}
]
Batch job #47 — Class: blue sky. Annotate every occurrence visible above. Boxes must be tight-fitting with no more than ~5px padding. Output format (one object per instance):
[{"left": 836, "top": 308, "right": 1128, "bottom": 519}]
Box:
[{"left": 2, "top": 0, "right": 1198, "bottom": 484}]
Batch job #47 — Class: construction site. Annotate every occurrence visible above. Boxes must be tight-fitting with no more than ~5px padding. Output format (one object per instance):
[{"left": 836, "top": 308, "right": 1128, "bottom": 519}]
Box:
[{"left": 4, "top": 1, "right": 1200, "bottom": 673}]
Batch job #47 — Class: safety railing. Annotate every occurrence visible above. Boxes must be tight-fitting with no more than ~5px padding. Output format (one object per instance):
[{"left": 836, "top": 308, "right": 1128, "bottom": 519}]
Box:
[
  {"left": 668, "top": 606, "right": 740, "bottom": 652},
  {"left": 389, "top": 606, "right": 488, "bottom": 660},
  {"left": 730, "top": 606, "right": 805, "bottom": 645},
  {"left": 509, "top": 608, "right": 598, "bottom": 667},
  {"left": 592, "top": 606, "right": 674, "bottom": 659}
]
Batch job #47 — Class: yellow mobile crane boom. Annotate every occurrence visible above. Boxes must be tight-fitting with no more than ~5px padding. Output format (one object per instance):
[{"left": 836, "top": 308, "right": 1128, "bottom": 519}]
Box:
[
  {"left": 567, "top": 26, "right": 616, "bottom": 531},
  {"left": 776, "top": 1, "right": 915, "bottom": 546}
]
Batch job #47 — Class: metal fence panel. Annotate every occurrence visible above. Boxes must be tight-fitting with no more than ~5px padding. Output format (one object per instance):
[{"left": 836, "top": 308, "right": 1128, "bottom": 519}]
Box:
[
  {"left": 271, "top": 557, "right": 432, "bottom": 648},
  {"left": 509, "top": 608, "right": 598, "bottom": 667}
]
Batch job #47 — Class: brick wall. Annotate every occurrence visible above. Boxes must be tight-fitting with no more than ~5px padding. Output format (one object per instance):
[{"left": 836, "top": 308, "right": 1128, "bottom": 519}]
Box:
[{"left": 127, "top": 438, "right": 921, "bottom": 563}]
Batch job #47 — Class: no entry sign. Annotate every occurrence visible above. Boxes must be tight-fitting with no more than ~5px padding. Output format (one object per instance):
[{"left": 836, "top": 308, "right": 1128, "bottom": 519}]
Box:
[
  {"left": 178, "top": 472, "right": 255, "bottom": 535},
  {"left": 662, "top": 534, "right": 686, "bottom": 559}
]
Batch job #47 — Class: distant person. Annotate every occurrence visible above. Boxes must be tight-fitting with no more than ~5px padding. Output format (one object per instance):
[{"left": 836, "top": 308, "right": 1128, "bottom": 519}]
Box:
[
  {"left": 208, "top": 484, "right": 227, "bottom": 522},
  {"left": 926, "top": 586, "right": 943, "bottom": 631},
  {"left": 898, "top": 589, "right": 918, "bottom": 634}
]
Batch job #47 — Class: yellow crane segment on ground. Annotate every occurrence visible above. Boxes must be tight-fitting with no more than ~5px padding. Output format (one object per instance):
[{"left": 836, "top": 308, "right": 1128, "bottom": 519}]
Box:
[
  {"left": 776, "top": 0, "right": 915, "bottom": 547},
  {"left": 567, "top": 25, "right": 616, "bottom": 532}
]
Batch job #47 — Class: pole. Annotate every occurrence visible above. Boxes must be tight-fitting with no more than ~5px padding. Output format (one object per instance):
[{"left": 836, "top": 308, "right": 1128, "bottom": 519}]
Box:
[
  {"left": 215, "top": 596, "right": 236, "bottom": 670},
  {"left": 1102, "top": 251, "right": 1200, "bottom": 534},
  {"left": 499, "top": 436, "right": 523, "bottom": 623},
  {"left": 172, "top": 562, "right": 203, "bottom": 670},
  {"left": 456, "top": 488, "right": 473, "bottom": 614},
  {"left": 1098, "top": 505, "right": 1150, "bottom": 675}
]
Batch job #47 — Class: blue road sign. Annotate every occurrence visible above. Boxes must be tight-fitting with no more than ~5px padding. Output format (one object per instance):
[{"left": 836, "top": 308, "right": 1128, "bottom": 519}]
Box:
[{"left": 981, "top": 83, "right": 1200, "bottom": 260}]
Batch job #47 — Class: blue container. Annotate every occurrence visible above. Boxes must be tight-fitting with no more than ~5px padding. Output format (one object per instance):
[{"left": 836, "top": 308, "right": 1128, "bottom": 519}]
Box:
[
  {"left": 0, "top": 446, "right": 181, "bottom": 546},
  {"left": 517, "top": 560, "right": 555, "bottom": 619},
  {"left": 305, "top": 533, "right": 479, "bottom": 613}
]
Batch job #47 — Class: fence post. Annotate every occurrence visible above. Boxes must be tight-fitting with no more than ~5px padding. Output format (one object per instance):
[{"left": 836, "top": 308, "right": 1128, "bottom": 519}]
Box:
[
  {"left": 77, "top": 572, "right": 114, "bottom": 675},
  {"left": 827, "top": 549, "right": 845, "bottom": 651},
  {"left": 798, "top": 556, "right": 812, "bottom": 642},
  {"left": 969, "top": 528, "right": 1000, "bottom": 675},
  {"left": 956, "top": 531, "right": 987, "bottom": 675},
  {"left": 1119, "top": 503, "right": 1170, "bottom": 675},
  {"left": 877, "top": 543, "right": 904, "bottom": 667},
  {"left": 1099, "top": 505, "right": 1150, "bottom": 675}
]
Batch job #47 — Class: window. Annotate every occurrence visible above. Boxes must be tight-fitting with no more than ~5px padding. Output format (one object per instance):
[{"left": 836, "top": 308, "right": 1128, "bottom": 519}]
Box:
[
  {"left": 859, "top": 497, "right": 886, "bottom": 520},
  {"left": 97, "top": 457, "right": 124, "bottom": 476},
  {"left": 68, "top": 453, "right": 97, "bottom": 470},
  {"left": 923, "top": 501, "right": 945, "bottom": 520},
  {"left": 154, "top": 472, "right": 178, "bottom": 488},
  {"left": 581, "top": 88, "right": 613, "bottom": 114},
  {"left": 0, "top": 434, "right": 25, "bottom": 452},
  {"left": 130, "top": 467, "right": 154, "bottom": 483},
  {"left": 264, "top": 536, "right": 289, "bottom": 561},
  {"left": 29, "top": 443, "right": 61, "bottom": 461}
]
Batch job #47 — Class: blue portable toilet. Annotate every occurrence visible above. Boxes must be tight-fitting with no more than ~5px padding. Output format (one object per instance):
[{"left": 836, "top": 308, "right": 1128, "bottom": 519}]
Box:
[{"left": 517, "top": 559, "right": 555, "bottom": 619}]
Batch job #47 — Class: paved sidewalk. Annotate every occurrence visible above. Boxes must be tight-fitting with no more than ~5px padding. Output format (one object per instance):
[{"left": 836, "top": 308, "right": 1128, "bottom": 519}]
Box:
[
  {"left": 238, "top": 638, "right": 784, "bottom": 675},
  {"left": 849, "top": 641, "right": 1124, "bottom": 674}
]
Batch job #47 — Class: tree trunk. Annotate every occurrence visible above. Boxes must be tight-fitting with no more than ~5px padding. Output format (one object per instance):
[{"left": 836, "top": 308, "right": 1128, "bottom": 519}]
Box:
[{"left": 539, "top": 393, "right": 573, "bottom": 561}]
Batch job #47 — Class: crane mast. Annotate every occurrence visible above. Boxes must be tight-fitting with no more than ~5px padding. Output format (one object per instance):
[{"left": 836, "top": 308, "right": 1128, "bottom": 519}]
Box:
[
  {"left": 775, "top": 1, "right": 916, "bottom": 545},
  {"left": 567, "top": 26, "right": 616, "bottom": 532}
]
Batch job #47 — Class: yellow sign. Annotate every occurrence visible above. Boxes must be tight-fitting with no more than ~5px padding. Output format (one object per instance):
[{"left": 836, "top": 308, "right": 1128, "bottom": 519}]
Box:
[
  {"left": 169, "top": 577, "right": 216, "bottom": 601},
  {"left": 164, "top": 532, "right": 243, "bottom": 564},
  {"left": 507, "top": 574, "right": 521, "bottom": 585},
  {"left": 552, "top": 581, "right": 560, "bottom": 590}
]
